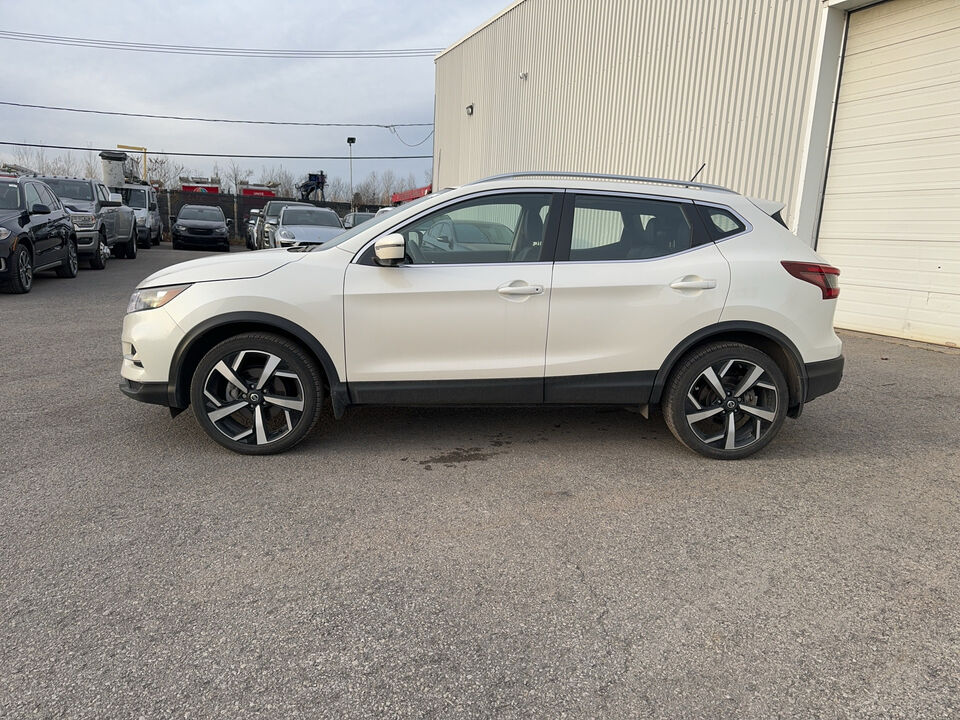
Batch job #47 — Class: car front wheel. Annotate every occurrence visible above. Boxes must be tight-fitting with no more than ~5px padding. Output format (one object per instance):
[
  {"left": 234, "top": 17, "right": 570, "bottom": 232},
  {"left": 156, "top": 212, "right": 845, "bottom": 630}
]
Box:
[
  {"left": 663, "top": 342, "right": 789, "bottom": 460},
  {"left": 3, "top": 244, "right": 33, "bottom": 293},
  {"left": 190, "top": 333, "right": 324, "bottom": 455}
]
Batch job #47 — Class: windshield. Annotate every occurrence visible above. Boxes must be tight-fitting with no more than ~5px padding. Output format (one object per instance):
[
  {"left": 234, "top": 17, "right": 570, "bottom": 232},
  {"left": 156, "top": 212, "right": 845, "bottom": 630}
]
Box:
[
  {"left": 178, "top": 206, "right": 224, "bottom": 221},
  {"left": 311, "top": 191, "right": 448, "bottom": 251},
  {"left": 122, "top": 188, "right": 147, "bottom": 208},
  {"left": 266, "top": 202, "right": 306, "bottom": 219},
  {"left": 353, "top": 212, "right": 376, "bottom": 223},
  {"left": 0, "top": 181, "right": 21, "bottom": 210},
  {"left": 282, "top": 208, "right": 340, "bottom": 227},
  {"left": 42, "top": 179, "right": 94, "bottom": 202}
]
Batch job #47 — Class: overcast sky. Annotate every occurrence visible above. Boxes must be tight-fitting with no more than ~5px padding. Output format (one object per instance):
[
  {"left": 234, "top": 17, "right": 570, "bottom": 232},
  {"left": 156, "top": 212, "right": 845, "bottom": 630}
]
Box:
[{"left": 0, "top": 0, "right": 506, "bottom": 187}]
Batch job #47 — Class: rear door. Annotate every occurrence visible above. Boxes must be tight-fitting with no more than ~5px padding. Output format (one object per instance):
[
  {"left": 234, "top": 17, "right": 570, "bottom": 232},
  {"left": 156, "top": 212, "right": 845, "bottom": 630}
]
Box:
[
  {"left": 544, "top": 191, "right": 731, "bottom": 403},
  {"left": 343, "top": 191, "right": 561, "bottom": 402}
]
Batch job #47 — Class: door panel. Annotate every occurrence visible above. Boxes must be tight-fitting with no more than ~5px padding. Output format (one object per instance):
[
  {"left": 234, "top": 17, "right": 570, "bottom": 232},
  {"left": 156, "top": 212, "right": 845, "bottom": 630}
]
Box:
[
  {"left": 344, "top": 262, "right": 553, "bottom": 385},
  {"left": 545, "top": 193, "right": 731, "bottom": 388}
]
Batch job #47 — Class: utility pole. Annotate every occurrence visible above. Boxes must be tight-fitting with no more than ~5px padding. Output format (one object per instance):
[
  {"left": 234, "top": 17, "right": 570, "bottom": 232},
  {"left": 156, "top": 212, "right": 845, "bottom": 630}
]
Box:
[{"left": 347, "top": 137, "right": 356, "bottom": 211}]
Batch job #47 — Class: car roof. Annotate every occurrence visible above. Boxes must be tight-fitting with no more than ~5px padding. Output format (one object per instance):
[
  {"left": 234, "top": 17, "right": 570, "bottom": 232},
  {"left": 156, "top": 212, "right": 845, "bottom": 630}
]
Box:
[
  {"left": 461, "top": 174, "right": 740, "bottom": 203},
  {"left": 32, "top": 175, "right": 96, "bottom": 183}
]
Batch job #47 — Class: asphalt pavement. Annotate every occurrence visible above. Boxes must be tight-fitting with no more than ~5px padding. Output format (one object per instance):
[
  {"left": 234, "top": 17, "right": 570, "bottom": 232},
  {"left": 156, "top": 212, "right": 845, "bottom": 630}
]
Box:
[{"left": 1, "top": 244, "right": 958, "bottom": 719}]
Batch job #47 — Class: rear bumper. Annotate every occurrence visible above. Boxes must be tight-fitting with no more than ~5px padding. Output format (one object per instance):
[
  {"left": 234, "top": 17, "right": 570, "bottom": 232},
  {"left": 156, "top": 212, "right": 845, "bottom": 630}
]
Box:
[
  {"left": 805, "top": 355, "right": 844, "bottom": 402},
  {"left": 119, "top": 377, "right": 170, "bottom": 406}
]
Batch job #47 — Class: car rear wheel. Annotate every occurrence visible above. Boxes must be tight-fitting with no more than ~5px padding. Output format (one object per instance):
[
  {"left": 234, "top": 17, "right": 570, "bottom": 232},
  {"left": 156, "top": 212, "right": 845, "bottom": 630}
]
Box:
[
  {"left": 190, "top": 333, "right": 324, "bottom": 455},
  {"left": 55, "top": 239, "right": 79, "bottom": 278},
  {"left": 663, "top": 342, "right": 788, "bottom": 460}
]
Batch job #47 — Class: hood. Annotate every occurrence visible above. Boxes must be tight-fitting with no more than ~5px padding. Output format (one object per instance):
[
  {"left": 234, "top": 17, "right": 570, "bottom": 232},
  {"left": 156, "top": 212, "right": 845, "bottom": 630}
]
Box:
[
  {"left": 281, "top": 225, "right": 343, "bottom": 244},
  {"left": 175, "top": 218, "right": 225, "bottom": 229},
  {"left": 137, "top": 248, "right": 306, "bottom": 288},
  {"left": 64, "top": 200, "right": 95, "bottom": 213}
]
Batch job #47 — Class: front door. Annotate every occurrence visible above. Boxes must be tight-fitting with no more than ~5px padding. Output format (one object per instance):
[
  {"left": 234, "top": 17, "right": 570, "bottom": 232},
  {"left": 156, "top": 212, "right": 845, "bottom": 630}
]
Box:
[
  {"left": 544, "top": 192, "right": 731, "bottom": 403},
  {"left": 343, "top": 191, "right": 561, "bottom": 404}
]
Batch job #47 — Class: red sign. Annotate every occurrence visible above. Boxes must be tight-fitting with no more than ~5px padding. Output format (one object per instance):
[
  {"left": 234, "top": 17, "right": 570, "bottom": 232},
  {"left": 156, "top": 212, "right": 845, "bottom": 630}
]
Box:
[
  {"left": 181, "top": 184, "right": 220, "bottom": 193},
  {"left": 240, "top": 187, "right": 276, "bottom": 197},
  {"left": 391, "top": 184, "right": 432, "bottom": 205}
]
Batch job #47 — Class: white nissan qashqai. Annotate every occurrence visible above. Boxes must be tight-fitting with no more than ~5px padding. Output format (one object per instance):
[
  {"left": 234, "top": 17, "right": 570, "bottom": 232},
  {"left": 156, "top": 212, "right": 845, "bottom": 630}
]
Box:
[{"left": 120, "top": 172, "right": 843, "bottom": 459}]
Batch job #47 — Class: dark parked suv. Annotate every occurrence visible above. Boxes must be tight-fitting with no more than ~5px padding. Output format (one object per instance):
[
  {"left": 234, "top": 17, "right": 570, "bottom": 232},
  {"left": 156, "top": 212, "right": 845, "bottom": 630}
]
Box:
[
  {"left": 171, "top": 205, "right": 232, "bottom": 252},
  {"left": 0, "top": 174, "right": 79, "bottom": 293},
  {"left": 36, "top": 176, "right": 138, "bottom": 268}
]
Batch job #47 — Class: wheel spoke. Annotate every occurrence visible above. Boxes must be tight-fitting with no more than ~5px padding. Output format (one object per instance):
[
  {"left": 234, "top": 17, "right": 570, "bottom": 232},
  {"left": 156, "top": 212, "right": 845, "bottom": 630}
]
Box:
[
  {"left": 724, "top": 412, "right": 737, "bottom": 450},
  {"left": 740, "top": 404, "right": 777, "bottom": 422},
  {"left": 263, "top": 394, "right": 304, "bottom": 411},
  {"left": 700, "top": 366, "right": 726, "bottom": 399},
  {"left": 686, "top": 406, "right": 723, "bottom": 424},
  {"left": 255, "top": 354, "right": 282, "bottom": 389},
  {"left": 207, "top": 400, "right": 248, "bottom": 422},
  {"left": 231, "top": 428, "right": 253, "bottom": 442},
  {"left": 214, "top": 361, "right": 247, "bottom": 393},
  {"left": 254, "top": 405, "right": 268, "bottom": 444},
  {"left": 732, "top": 364, "right": 765, "bottom": 397}
]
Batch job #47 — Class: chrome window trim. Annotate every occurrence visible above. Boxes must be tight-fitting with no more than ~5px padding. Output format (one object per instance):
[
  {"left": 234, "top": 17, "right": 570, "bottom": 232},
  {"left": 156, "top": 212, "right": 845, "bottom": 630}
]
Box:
[{"left": 352, "top": 187, "right": 561, "bottom": 266}]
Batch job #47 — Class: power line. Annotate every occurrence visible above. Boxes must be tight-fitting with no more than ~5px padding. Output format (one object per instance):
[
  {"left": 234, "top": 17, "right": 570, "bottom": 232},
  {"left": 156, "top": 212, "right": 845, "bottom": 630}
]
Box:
[
  {"left": 388, "top": 128, "right": 435, "bottom": 148},
  {"left": 0, "top": 141, "right": 431, "bottom": 161},
  {"left": 0, "top": 101, "right": 433, "bottom": 128},
  {"left": 0, "top": 30, "right": 443, "bottom": 58}
]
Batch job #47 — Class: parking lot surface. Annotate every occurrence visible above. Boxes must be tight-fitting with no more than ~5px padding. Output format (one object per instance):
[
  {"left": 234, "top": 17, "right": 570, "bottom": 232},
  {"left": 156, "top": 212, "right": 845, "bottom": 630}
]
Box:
[{"left": 2, "top": 245, "right": 959, "bottom": 719}]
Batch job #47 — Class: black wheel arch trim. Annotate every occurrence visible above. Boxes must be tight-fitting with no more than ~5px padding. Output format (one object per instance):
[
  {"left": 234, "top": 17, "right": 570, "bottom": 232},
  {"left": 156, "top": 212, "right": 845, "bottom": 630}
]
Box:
[
  {"left": 167, "top": 311, "right": 345, "bottom": 416},
  {"left": 650, "top": 321, "right": 809, "bottom": 411}
]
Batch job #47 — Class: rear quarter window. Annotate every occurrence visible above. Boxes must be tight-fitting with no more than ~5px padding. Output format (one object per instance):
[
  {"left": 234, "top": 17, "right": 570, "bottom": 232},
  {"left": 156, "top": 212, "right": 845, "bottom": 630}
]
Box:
[{"left": 698, "top": 206, "right": 747, "bottom": 240}]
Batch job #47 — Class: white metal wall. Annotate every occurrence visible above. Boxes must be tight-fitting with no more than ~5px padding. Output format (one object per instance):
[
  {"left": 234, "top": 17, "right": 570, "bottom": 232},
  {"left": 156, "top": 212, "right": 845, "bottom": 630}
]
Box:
[
  {"left": 816, "top": 0, "right": 960, "bottom": 346},
  {"left": 433, "top": 0, "right": 824, "bottom": 229}
]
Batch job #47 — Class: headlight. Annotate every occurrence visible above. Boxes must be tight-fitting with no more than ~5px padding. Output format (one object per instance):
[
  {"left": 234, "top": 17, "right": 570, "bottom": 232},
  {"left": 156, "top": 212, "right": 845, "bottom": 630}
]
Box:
[
  {"left": 214, "top": 226, "right": 228, "bottom": 235},
  {"left": 278, "top": 229, "right": 295, "bottom": 240},
  {"left": 135, "top": 216, "right": 145, "bottom": 225},
  {"left": 174, "top": 224, "right": 186, "bottom": 232},
  {"left": 0, "top": 227, "right": 10, "bottom": 241},
  {"left": 126, "top": 284, "right": 191, "bottom": 314},
  {"left": 70, "top": 214, "right": 96, "bottom": 229}
]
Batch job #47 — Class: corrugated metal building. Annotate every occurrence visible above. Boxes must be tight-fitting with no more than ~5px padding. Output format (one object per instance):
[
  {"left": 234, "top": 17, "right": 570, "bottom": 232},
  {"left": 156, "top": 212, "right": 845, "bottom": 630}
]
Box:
[{"left": 433, "top": 0, "right": 960, "bottom": 347}]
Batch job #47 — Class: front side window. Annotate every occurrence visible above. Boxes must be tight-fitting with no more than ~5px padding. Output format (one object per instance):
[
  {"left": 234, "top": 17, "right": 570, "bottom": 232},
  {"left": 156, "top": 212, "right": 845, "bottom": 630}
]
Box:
[
  {"left": 97, "top": 185, "right": 109, "bottom": 203},
  {"left": 565, "top": 195, "right": 698, "bottom": 261},
  {"left": 24, "top": 183, "right": 42, "bottom": 209},
  {"left": 123, "top": 188, "right": 147, "bottom": 208},
  {"left": 38, "top": 185, "right": 60, "bottom": 210},
  {"left": 384, "top": 193, "right": 555, "bottom": 265}
]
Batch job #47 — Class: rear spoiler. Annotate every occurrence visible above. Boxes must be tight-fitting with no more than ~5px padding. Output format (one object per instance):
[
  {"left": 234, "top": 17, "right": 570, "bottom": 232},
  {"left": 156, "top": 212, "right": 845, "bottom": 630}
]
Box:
[{"left": 747, "top": 197, "right": 788, "bottom": 228}]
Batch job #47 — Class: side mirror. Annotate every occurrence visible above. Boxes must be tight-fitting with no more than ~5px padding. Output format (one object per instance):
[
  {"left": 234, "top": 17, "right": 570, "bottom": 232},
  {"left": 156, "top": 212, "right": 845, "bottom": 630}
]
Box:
[
  {"left": 149, "top": 202, "right": 158, "bottom": 211},
  {"left": 169, "top": 214, "right": 177, "bottom": 225},
  {"left": 226, "top": 218, "right": 234, "bottom": 228},
  {"left": 374, "top": 233, "right": 405, "bottom": 266},
  {"left": 30, "top": 203, "right": 51, "bottom": 215},
  {"left": 103, "top": 193, "right": 122, "bottom": 207},
  {"left": 343, "top": 217, "right": 353, "bottom": 228}
]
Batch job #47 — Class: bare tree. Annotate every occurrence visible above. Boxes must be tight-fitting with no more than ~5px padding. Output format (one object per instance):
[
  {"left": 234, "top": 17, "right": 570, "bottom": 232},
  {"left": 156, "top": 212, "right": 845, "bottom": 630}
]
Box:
[
  {"left": 81, "top": 152, "right": 100, "bottom": 180},
  {"left": 259, "top": 165, "right": 296, "bottom": 197},
  {"left": 148, "top": 155, "right": 188, "bottom": 189},
  {"left": 378, "top": 169, "right": 399, "bottom": 204},
  {"left": 325, "top": 176, "right": 348, "bottom": 202},
  {"left": 353, "top": 171, "right": 380, "bottom": 206},
  {"left": 223, "top": 160, "right": 253, "bottom": 194}
]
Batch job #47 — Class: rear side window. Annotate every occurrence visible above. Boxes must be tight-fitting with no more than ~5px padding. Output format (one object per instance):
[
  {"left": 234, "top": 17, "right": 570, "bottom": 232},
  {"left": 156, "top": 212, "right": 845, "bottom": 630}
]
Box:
[
  {"left": 698, "top": 206, "right": 746, "bottom": 240},
  {"left": 563, "top": 194, "right": 698, "bottom": 261}
]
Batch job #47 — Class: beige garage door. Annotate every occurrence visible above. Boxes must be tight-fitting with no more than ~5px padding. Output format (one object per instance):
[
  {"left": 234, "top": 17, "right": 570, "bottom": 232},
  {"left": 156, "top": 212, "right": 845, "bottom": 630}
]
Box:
[{"left": 817, "top": 0, "right": 960, "bottom": 346}]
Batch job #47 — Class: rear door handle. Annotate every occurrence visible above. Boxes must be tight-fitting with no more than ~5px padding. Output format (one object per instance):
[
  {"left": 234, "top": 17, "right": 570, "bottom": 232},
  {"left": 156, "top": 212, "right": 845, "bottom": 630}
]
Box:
[
  {"left": 498, "top": 284, "right": 543, "bottom": 296},
  {"left": 670, "top": 277, "right": 717, "bottom": 290}
]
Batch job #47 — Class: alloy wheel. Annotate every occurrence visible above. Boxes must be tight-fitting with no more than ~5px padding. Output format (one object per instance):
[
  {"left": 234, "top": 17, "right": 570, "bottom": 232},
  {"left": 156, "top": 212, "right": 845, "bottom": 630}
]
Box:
[
  {"left": 68, "top": 242, "right": 78, "bottom": 274},
  {"left": 683, "top": 358, "right": 779, "bottom": 451},
  {"left": 200, "top": 349, "right": 306, "bottom": 446},
  {"left": 18, "top": 249, "right": 32, "bottom": 290}
]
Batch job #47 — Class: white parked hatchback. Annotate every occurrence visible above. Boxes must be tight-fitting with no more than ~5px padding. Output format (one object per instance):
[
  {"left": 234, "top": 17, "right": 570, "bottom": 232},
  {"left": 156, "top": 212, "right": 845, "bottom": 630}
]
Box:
[{"left": 120, "top": 172, "right": 843, "bottom": 459}]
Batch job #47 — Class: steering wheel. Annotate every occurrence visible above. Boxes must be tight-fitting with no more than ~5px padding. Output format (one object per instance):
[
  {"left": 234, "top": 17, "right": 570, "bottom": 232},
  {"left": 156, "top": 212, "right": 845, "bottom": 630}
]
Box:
[{"left": 420, "top": 217, "right": 458, "bottom": 252}]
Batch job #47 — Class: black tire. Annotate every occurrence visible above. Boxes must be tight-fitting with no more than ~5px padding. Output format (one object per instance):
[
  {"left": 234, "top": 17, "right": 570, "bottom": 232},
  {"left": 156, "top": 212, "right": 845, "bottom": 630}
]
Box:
[
  {"left": 3, "top": 244, "right": 33, "bottom": 293},
  {"left": 221, "top": 243, "right": 230, "bottom": 252},
  {"left": 89, "top": 233, "right": 108, "bottom": 270},
  {"left": 662, "top": 341, "right": 789, "bottom": 460},
  {"left": 151, "top": 226, "right": 160, "bottom": 246},
  {"left": 190, "top": 333, "right": 324, "bottom": 455},
  {"left": 172, "top": 236, "right": 182, "bottom": 250},
  {"left": 123, "top": 227, "right": 137, "bottom": 259},
  {"left": 55, "top": 239, "right": 79, "bottom": 278}
]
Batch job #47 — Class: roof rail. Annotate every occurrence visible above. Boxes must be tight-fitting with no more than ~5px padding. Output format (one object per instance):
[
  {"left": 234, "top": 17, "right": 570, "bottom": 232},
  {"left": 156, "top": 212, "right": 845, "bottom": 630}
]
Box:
[{"left": 467, "top": 171, "right": 736, "bottom": 194}]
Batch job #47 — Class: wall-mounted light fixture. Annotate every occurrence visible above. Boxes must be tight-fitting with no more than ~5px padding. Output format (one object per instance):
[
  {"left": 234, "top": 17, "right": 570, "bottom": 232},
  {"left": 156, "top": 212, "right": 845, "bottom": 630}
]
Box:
[
  {"left": 519, "top": 72, "right": 528, "bottom": 81},
  {"left": 465, "top": 103, "right": 474, "bottom": 116}
]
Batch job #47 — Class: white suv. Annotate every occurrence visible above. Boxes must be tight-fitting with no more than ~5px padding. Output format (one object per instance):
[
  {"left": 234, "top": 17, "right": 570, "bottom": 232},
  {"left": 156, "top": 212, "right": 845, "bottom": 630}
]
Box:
[{"left": 120, "top": 172, "right": 843, "bottom": 459}]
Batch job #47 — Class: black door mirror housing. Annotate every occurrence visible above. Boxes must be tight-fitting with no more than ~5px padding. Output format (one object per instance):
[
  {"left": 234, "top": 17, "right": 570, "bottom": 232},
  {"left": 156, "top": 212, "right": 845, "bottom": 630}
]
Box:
[
  {"left": 30, "top": 203, "right": 51, "bottom": 215},
  {"left": 149, "top": 203, "right": 158, "bottom": 211}
]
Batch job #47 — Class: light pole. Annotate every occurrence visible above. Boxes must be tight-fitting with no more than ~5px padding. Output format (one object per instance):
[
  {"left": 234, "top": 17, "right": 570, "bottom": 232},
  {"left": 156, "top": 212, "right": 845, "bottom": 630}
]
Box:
[{"left": 347, "top": 136, "right": 356, "bottom": 211}]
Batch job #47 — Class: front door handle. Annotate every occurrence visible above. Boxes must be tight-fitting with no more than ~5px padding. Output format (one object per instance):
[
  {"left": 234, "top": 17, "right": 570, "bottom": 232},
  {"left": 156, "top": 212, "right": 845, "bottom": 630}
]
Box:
[
  {"left": 498, "top": 284, "right": 544, "bottom": 296},
  {"left": 670, "top": 276, "right": 717, "bottom": 290}
]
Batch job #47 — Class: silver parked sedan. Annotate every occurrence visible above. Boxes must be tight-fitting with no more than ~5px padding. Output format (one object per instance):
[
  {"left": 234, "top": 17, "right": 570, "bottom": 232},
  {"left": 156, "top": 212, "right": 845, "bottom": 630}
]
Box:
[{"left": 275, "top": 206, "right": 344, "bottom": 247}]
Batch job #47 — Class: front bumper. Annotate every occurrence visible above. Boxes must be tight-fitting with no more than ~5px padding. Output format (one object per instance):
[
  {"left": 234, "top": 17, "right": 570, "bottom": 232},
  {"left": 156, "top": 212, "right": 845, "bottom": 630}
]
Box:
[
  {"left": 805, "top": 355, "right": 844, "bottom": 402},
  {"left": 172, "top": 231, "right": 229, "bottom": 248},
  {"left": 120, "top": 306, "right": 184, "bottom": 405},
  {"left": 137, "top": 225, "right": 151, "bottom": 242},
  {"left": 119, "top": 377, "right": 170, "bottom": 406},
  {"left": 74, "top": 229, "right": 98, "bottom": 254}
]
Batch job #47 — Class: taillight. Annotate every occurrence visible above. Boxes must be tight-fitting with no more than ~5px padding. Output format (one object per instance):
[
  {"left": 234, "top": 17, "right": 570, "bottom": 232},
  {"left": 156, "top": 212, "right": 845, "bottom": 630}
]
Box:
[{"left": 781, "top": 261, "right": 840, "bottom": 299}]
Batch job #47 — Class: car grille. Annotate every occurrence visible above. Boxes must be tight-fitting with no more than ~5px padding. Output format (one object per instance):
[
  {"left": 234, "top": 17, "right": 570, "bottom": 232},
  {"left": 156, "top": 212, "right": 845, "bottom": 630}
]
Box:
[{"left": 190, "top": 228, "right": 214, "bottom": 236}]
